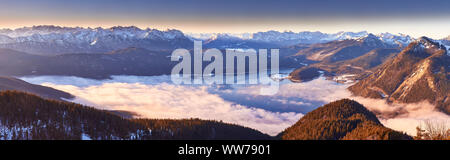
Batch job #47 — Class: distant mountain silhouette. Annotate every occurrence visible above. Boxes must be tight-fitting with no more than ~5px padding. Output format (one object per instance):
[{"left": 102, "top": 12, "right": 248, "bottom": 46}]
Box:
[
  {"left": 0, "top": 48, "right": 176, "bottom": 79},
  {"left": 0, "top": 76, "right": 73, "bottom": 100},
  {"left": 280, "top": 99, "right": 412, "bottom": 140},
  {"left": 294, "top": 34, "right": 396, "bottom": 62},
  {"left": 0, "top": 47, "right": 307, "bottom": 79}
]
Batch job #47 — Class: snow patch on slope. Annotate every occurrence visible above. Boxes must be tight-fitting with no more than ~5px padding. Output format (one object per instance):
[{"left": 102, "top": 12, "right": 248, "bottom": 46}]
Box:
[{"left": 187, "top": 31, "right": 413, "bottom": 46}]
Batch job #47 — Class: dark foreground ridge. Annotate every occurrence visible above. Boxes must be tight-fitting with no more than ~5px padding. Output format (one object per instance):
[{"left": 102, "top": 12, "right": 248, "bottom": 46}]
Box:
[
  {"left": 280, "top": 99, "right": 412, "bottom": 140},
  {"left": 0, "top": 76, "right": 73, "bottom": 100},
  {"left": 0, "top": 91, "right": 271, "bottom": 140},
  {"left": 0, "top": 91, "right": 414, "bottom": 140}
]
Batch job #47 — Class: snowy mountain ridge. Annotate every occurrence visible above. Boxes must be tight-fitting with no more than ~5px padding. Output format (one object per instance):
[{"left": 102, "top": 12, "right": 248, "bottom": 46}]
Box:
[
  {"left": 0, "top": 25, "right": 191, "bottom": 55},
  {"left": 0, "top": 25, "right": 416, "bottom": 54},
  {"left": 187, "top": 30, "right": 414, "bottom": 46},
  {"left": 0, "top": 25, "right": 185, "bottom": 44}
]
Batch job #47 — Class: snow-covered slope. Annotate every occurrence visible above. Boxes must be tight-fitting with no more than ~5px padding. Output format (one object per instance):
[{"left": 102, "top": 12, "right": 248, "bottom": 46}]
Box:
[
  {"left": 348, "top": 36, "right": 450, "bottom": 114},
  {"left": 0, "top": 25, "right": 415, "bottom": 54},
  {"left": 252, "top": 31, "right": 369, "bottom": 44},
  {"left": 377, "top": 32, "right": 413, "bottom": 48},
  {"left": 439, "top": 37, "right": 450, "bottom": 54},
  {"left": 0, "top": 25, "right": 192, "bottom": 55},
  {"left": 0, "top": 25, "right": 185, "bottom": 41},
  {"left": 187, "top": 30, "right": 413, "bottom": 48}
]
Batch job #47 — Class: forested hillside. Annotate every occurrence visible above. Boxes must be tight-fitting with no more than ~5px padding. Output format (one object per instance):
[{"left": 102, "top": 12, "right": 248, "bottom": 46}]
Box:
[
  {"left": 0, "top": 91, "right": 271, "bottom": 140},
  {"left": 280, "top": 99, "right": 412, "bottom": 140}
]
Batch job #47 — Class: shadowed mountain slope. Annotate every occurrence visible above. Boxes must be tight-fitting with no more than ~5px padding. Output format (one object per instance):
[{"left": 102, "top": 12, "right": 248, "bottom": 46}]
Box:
[
  {"left": 349, "top": 37, "right": 450, "bottom": 114},
  {"left": 0, "top": 76, "right": 73, "bottom": 100}
]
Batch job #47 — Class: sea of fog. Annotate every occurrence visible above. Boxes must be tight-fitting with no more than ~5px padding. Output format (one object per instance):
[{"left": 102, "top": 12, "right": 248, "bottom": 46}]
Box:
[{"left": 20, "top": 73, "right": 450, "bottom": 136}]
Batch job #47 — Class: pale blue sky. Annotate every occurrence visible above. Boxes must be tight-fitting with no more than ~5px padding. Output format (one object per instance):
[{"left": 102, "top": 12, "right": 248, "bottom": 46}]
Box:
[{"left": 1, "top": 0, "right": 450, "bottom": 38}]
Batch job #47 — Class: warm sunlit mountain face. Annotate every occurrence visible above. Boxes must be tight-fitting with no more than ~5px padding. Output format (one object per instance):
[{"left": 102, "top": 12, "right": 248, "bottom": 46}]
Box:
[
  {"left": 0, "top": 0, "right": 449, "bottom": 147},
  {"left": 280, "top": 99, "right": 412, "bottom": 140},
  {"left": 349, "top": 37, "right": 450, "bottom": 114}
]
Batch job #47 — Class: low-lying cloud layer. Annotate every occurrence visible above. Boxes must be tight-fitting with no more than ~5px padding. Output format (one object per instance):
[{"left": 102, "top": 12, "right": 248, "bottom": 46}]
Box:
[
  {"left": 238, "top": 78, "right": 450, "bottom": 136},
  {"left": 352, "top": 97, "right": 450, "bottom": 135},
  {"left": 23, "top": 75, "right": 450, "bottom": 136},
  {"left": 235, "top": 77, "right": 450, "bottom": 136},
  {"left": 39, "top": 81, "right": 302, "bottom": 136}
]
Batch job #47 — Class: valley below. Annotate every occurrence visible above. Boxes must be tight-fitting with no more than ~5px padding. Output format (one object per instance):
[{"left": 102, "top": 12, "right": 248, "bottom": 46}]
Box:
[
  {"left": 19, "top": 74, "right": 449, "bottom": 136},
  {"left": 0, "top": 25, "right": 448, "bottom": 140}
]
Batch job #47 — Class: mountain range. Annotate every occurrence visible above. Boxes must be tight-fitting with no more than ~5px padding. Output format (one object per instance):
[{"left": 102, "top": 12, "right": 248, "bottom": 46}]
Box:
[
  {"left": 189, "top": 31, "right": 413, "bottom": 48},
  {"left": 286, "top": 35, "right": 449, "bottom": 117},
  {"left": 349, "top": 37, "right": 450, "bottom": 114},
  {"left": 289, "top": 34, "right": 402, "bottom": 82},
  {"left": 0, "top": 25, "right": 415, "bottom": 55},
  {"left": 0, "top": 48, "right": 176, "bottom": 79},
  {"left": 0, "top": 25, "right": 448, "bottom": 140},
  {"left": 0, "top": 26, "right": 192, "bottom": 55}
]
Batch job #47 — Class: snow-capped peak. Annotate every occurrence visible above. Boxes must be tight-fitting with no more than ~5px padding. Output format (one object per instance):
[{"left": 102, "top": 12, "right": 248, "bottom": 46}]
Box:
[
  {"left": 0, "top": 25, "right": 188, "bottom": 45},
  {"left": 377, "top": 32, "right": 414, "bottom": 47},
  {"left": 187, "top": 33, "right": 252, "bottom": 41},
  {"left": 186, "top": 30, "right": 411, "bottom": 47},
  {"left": 186, "top": 30, "right": 372, "bottom": 45},
  {"left": 210, "top": 33, "right": 243, "bottom": 41},
  {"left": 0, "top": 25, "right": 193, "bottom": 55},
  {"left": 417, "top": 37, "right": 441, "bottom": 48},
  {"left": 332, "top": 31, "right": 369, "bottom": 40},
  {"left": 410, "top": 36, "right": 447, "bottom": 54}
]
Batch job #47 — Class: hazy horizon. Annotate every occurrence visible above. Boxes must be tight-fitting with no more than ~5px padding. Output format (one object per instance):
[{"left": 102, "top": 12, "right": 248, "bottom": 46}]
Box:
[
  {"left": 0, "top": 24, "right": 447, "bottom": 40},
  {"left": 1, "top": 0, "right": 450, "bottom": 39}
]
